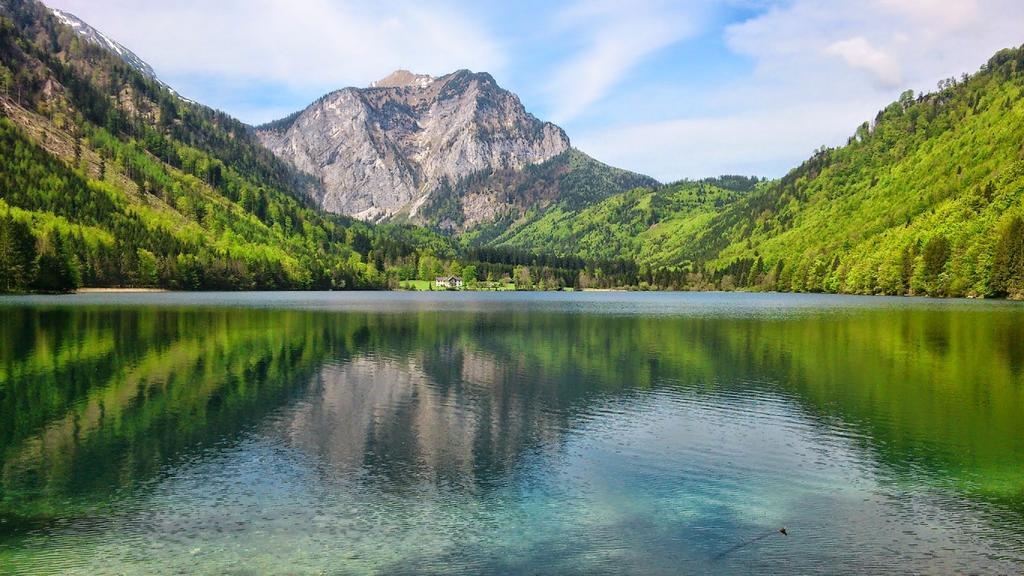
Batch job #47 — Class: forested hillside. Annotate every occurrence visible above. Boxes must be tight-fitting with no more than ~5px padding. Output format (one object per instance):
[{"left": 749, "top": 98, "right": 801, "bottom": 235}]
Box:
[
  {"left": 495, "top": 47, "right": 1024, "bottom": 297},
  {"left": 0, "top": 0, "right": 451, "bottom": 292},
  {"left": 694, "top": 47, "right": 1024, "bottom": 298},
  {"left": 435, "top": 149, "right": 659, "bottom": 241},
  {"left": 2, "top": 0, "right": 1023, "bottom": 297},
  {"left": 491, "top": 177, "right": 756, "bottom": 268},
  {"left": 0, "top": 0, "right": 664, "bottom": 294}
]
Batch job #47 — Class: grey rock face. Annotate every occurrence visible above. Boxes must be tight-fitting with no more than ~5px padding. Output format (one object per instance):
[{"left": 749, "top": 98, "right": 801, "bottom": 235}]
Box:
[{"left": 257, "top": 70, "right": 570, "bottom": 221}]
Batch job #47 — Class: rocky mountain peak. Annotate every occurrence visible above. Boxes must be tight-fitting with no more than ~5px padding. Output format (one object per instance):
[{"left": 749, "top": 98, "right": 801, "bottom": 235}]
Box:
[
  {"left": 370, "top": 70, "right": 436, "bottom": 89},
  {"left": 258, "top": 70, "right": 571, "bottom": 223}
]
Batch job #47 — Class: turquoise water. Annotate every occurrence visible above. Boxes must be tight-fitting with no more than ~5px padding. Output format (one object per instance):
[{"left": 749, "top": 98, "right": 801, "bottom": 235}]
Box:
[{"left": 1, "top": 292, "right": 1022, "bottom": 574}]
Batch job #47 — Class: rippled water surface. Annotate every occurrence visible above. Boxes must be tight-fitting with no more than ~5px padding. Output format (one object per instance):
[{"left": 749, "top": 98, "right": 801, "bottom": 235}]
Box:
[{"left": 1, "top": 292, "right": 1022, "bottom": 574}]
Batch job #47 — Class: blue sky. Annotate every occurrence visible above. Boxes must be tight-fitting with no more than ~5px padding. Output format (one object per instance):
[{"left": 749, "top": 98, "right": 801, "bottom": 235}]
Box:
[{"left": 44, "top": 0, "right": 1024, "bottom": 181}]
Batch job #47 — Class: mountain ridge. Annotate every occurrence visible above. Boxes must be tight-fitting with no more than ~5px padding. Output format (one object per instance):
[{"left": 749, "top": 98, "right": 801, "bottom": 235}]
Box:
[
  {"left": 49, "top": 8, "right": 157, "bottom": 80},
  {"left": 3, "top": 0, "right": 1024, "bottom": 297},
  {"left": 497, "top": 47, "right": 1024, "bottom": 296},
  {"left": 369, "top": 69, "right": 436, "bottom": 89},
  {"left": 45, "top": 7, "right": 194, "bottom": 103},
  {"left": 0, "top": 0, "right": 457, "bottom": 292},
  {"left": 256, "top": 69, "right": 658, "bottom": 233},
  {"left": 256, "top": 68, "right": 575, "bottom": 223}
]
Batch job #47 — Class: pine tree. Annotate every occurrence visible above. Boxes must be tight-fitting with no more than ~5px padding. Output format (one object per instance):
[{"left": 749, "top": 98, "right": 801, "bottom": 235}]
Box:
[
  {"left": 0, "top": 212, "right": 38, "bottom": 292},
  {"left": 900, "top": 243, "right": 917, "bottom": 294},
  {"left": 990, "top": 216, "right": 1024, "bottom": 297},
  {"left": 33, "top": 229, "right": 80, "bottom": 293},
  {"left": 920, "top": 235, "right": 951, "bottom": 296}
]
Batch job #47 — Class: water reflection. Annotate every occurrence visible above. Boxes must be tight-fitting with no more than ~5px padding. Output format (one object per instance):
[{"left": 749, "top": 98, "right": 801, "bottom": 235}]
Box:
[{"left": 0, "top": 295, "right": 1022, "bottom": 573}]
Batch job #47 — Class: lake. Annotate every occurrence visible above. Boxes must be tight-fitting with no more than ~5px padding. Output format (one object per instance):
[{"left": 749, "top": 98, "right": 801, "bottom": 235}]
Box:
[{"left": 0, "top": 292, "right": 1022, "bottom": 574}]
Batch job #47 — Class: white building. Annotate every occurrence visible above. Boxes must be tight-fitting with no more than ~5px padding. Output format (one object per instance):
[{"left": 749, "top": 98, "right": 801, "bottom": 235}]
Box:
[{"left": 435, "top": 276, "right": 463, "bottom": 289}]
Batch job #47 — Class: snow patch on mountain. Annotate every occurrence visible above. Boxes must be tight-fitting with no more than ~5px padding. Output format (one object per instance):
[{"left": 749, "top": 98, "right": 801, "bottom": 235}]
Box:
[{"left": 48, "top": 8, "right": 192, "bottom": 103}]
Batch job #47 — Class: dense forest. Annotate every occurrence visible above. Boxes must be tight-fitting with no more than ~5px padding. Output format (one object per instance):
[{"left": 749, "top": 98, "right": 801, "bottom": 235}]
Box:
[
  {"left": 0, "top": 0, "right": 452, "bottom": 293},
  {"left": 2, "top": 0, "right": 1024, "bottom": 297},
  {"left": 0, "top": 0, "right": 657, "bottom": 293},
  {"left": 493, "top": 178, "right": 756, "bottom": 277},
  {"left": 495, "top": 48, "right": 1024, "bottom": 298}
]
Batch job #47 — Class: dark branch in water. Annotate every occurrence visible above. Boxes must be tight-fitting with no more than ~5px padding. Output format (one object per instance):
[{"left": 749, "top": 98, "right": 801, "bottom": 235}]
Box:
[{"left": 714, "top": 527, "right": 788, "bottom": 560}]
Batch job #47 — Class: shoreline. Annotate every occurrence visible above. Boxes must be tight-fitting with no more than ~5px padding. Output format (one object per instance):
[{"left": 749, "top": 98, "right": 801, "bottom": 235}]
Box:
[
  {"left": 0, "top": 288, "right": 1013, "bottom": 301},
  {"left": 75, "top": 288, "right": 170, "bottom": 293}
]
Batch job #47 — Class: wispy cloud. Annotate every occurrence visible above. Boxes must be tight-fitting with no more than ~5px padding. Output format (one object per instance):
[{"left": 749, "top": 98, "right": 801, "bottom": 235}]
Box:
[
  {"left": 825, "top": 37, "right": 901, "bottom": 89},
  {"left": 575, "top": 102, "right": 870, "bottom": 182},
  {"left": 580, "top": 0, "right": 1024, "bottom": 180},
  {"left": 45, "top": 0, "right": 504, "bottom": 91},
  {"left": 42, "top": 0, "right": 1024, "bottom": 180},
  {"left": 724, "top": 0, "right": 1015, "bottom": 91},
  {"left": 544, "top": 0, "right": 708, "bottom": 123}
]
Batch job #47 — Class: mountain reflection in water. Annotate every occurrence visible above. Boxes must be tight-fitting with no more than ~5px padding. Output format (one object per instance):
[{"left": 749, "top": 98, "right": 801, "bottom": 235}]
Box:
[{"left": 0, "top": 292, "right": 1022, "bottom": 574}]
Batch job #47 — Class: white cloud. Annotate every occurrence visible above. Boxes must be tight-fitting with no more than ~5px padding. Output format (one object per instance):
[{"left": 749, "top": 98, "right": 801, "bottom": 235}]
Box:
[
  {"left": 724, "top": 0, "right": 1022, "bottom": 94},
  {"left": 825, "top": 37, "right": 901, "bottom": 88},
  {"left": 875, "top": 0, "right": 980, "bottom": 34},
  {"left": 42, "top": 0, "right": 1024, "bottom": 180},
  {"left": 43, "top": 0, "right": 504, "bottom": 90},
  {"left": 577, "top": 0, "right": 1024, "bottom": 180},
  {"left": 576, "top": 102, "right": 869, "bottom": 182},
  {"left": 544, "top": 0, "right": 707, "bottom": 123}
]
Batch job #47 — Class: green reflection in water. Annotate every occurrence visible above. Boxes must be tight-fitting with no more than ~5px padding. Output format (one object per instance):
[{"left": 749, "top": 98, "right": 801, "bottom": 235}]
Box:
[
  {"left": 0, "top": 294, "right": 1021, "bottom": 573},
  {"left": 1, "top": 308, "right": 349, "bottom": 524}
]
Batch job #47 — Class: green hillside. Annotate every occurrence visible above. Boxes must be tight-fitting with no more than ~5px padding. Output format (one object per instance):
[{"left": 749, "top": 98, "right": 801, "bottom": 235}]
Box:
[
  {"left": 695, "top": 47, "right": 1024, "bottom": 298},
  {"left": 492, "top": 177, "right": 755, "bottom": 267},
  {"left": 0, "top": 0, "right": 451, "bottom": 292},
  {"left": 491, "top": 48, "right": 1024, "bottom": 297},
  {"left": 2, "top": 0, "right": 1024, "bottom": 297},
  {"left": 423, "top": 149, "right": 658, "bottom": 241}
]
